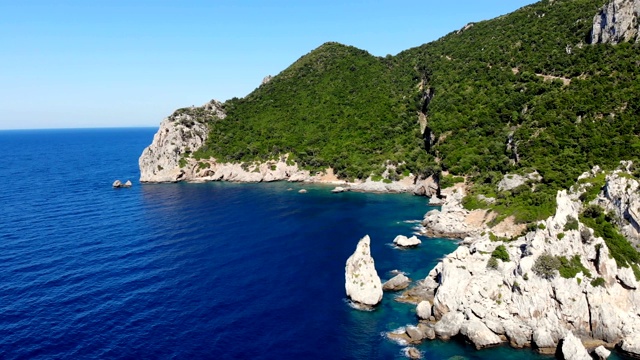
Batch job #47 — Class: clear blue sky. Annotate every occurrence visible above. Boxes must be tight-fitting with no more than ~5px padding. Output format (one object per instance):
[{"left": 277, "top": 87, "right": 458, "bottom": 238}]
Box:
[{"left": 0, "top": 0, "right": 536, "bottom": 130}]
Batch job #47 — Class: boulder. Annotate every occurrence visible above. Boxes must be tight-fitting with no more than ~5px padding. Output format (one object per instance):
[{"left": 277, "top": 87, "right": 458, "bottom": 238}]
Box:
[
  {"left": 345, "top": 235, "right": 383, "bottom": 307},
  {"left": 394, "top": 235, "right": 422, "bottom": 248},
  {"left": 112, "top": 180, "right": 122, "bottom": 188},
  {"left": 617, "top": 265, "right": 638, "bottom": 289},
  {"left": 405, "top": 325, "right": 424, "bottom": 342},
  {"left": 331, "top": 186, "right": 347, "bottom": 193},
  {"left": 434, "top": 312, "right": 464, "bottom": 340},
  {"left": 383, "top": 273, "right": 411, "bottom": 291},
  {"left": 593, "top": 345, "right": 611, "bottom": 360},
  {"left": 298, "top": 189, "right": 308, "bottom": 194},
  {"left": 123, "top": 180, "right": 132, "bottom": 187},
  {"left": 416, "top": 301, "right": 431, "bottom": 320},
  {"left": 460, "top": 318, "right": 503, "bottom": 349},
  {"left": 560, "top": 332, "right": 591, "bottom": 360}
]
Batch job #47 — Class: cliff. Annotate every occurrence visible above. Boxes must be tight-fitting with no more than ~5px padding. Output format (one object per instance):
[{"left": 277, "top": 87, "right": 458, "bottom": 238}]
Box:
[
  {"left": 394, "top": 163, "right": 640, "bottom": 357},
  {"left": 591, "top": 0, "right": 640, "bottom": 44}
]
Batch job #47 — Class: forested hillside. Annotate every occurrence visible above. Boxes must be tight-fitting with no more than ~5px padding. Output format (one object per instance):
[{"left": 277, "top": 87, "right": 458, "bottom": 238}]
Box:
[{"left": 189, "top": 0, "right": 640, "bottom": 223}]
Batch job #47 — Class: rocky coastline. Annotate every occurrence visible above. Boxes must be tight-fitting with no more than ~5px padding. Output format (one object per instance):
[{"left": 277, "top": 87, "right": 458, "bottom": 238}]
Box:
[
  {"left": 385, "top": 164, "right": 640, "bottom": 359},
  {"left": 138, "top": 100, "right": 438, "bottom": 196}
]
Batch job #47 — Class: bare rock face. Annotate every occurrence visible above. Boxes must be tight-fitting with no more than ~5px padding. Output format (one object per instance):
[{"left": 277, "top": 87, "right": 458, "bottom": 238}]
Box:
[
  {"left": 560, "top": 332, "right": 591, "bottom": 360},
  {"left": 595, "top": 170, "right": 640, "bottom": 244},
  {"left": 591, "top": 0, "right": 640, "bottom": 44},
  {"left": 139, "top": 100, "right": 225, "bottom": 183},
  {"left": 460, "top": 318, "right": 503, "bottom": 349},
  {"left": 345, "top": 235, "right": 383, "bottom": 307}
]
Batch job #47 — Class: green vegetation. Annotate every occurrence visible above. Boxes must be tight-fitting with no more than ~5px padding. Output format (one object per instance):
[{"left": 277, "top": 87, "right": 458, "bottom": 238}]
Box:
[
  {"left": 557, "top": 233, "right": 565, "bottom": 240},
  {"left": 564, "top": 216, "right": 579, "bottom": 231},
  {"left": 558, "top": 255, "right": 591, "bottom": 278},
  {"left": 491, "top": 245, "right": 511, "bottom": 262},
  {"left": 440, "top": 174, "right": 464, "bottom": 189},
  {"left": 578, "top": 172, "right": 607, "bottom": 202},
  {"left": 489, "top": 232, "right": 510, "bottom": 243},
  {"left": 487, "top": 257, "right": 499, "bottom": 270},
  {"left": 591, "top": 277, "right": 606, "bottom": 287},
  {"left": 580, "top": 205, "right": 640, "bottom": 268},
  {"left": 533, "top": 253, "right": 561, "bottom": 279},
  {"left": 182, "top": 0, "right": 640, "bottom": 222}
]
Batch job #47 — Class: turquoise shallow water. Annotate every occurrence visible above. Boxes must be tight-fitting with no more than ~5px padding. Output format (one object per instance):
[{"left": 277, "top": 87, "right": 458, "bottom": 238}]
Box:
[{"left": 0, "top": 128, "right": 612, "bottom": 359}]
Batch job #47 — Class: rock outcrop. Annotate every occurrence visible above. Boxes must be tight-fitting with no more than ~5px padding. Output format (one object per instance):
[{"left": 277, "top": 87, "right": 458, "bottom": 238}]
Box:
[
  {"left": 139, "top": 100, "right": 226, "bottom": 183},
  {"left": 113, "top": 180, "right": 132, "bottom": 188},
  {"left": 139, "top": 108, "right": 441, "bottom": 195},
  {"left": 591, "top": 0, "right": 640, "bottom": 44},
  {"left": 345, "top": 235, "right": 383, "bottom": 308},
  {"left": 560, "top": 332, "right": 591, "bottom": 360},
  {"left": 393, "top": 235, "right": 422, "bottom": 248},
  {"left": 397, "top": 165, "right": 640, "bottom": 356},
  {"left": 421, "top": 185, "right": 490, "bottom": 239}
]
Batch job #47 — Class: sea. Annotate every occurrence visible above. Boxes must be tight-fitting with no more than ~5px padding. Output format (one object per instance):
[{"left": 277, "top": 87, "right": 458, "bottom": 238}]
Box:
[{"left": 0, "top": 128, "right": 579, "bottom": 359}]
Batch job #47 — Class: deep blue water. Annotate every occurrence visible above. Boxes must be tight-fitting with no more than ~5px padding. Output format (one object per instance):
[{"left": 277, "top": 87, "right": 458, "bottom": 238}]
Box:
[{"left": 0, "top": 128, "right": 554, "bottom": 359}]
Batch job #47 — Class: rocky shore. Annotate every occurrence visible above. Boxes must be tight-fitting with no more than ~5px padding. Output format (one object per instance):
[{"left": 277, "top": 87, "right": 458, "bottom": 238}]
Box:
[
  {"left": 388, "top": 164, "right": 640, "bottom": 359},
  {"left": 139, "top": 100, "right": 438, "bottom": 196}
]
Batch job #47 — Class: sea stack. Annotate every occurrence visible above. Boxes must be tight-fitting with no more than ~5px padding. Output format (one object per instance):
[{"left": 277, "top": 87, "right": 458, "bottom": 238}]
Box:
[{"left": 345, "top": 235, "right": 383, "bottom": 308}]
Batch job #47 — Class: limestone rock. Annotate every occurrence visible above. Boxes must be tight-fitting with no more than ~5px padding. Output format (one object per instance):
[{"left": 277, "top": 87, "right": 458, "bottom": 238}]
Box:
[
  {"left": 593, "top": 345, "right": 611, "bottom": 359},
  {"left": 383, "top": 273, "right": 411, "bottom": 291},
  {"left": 617, "top": 267, "right": 638, "bottom": 289},
  {"left": 434, "top": 312, "right": 464, "bottom": 340},
  {"left": 345, "top": 235, "right": 383, "bottom": 307},
  {"left": 560, "top": 332, "right": 591, "bottom": 360},
  {"left": 405, "top": 325, "right": 424, "bottom": 342},
  {"left": 139, "top": 100, "right": 225, "bottom": 183},
  {"left": 394, "top": 235, "right": 422, "bottom": 248},
  {"left": 123, "top": 180, "right": 132, "bottom": 187},
  {"left": 591, "top": 0, "right": 640, "bottom": 44},
  {"left": 261, "top": 75, "right": 273, "bottom": 85},
  {"left": 416, "top": 301, "right": 431, "bottom": 320},
  {"left": 460, "top": 318, "right": 502, "bottom": 349},
  {"left": 620, "top": 334, "right": 640, "bottom": 358},
  {"left": 331, "top": 186, "right": 347, "bottom": 193},
  {"left": 498, "top": 174, "right": 527, "bottom": 191},
  {"left": 298, "top": 189, "right": 308, "bottom": 194},
  {"left": 112, "top": 180, "right": 122, "bottom": 188}
]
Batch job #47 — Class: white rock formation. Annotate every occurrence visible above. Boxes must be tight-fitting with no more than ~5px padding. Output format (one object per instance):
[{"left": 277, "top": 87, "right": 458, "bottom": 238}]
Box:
[
  {"left": 422, "top": 187, "right": 488, "bottom": 239},
  {"left": 593, "top": 345, "right": 611, "bottom": 359},
  {"left": 139, "top": 100, "right": 225, "bottom": 183},
  {"left": 594, "top": 170, "right": 640, "bottom": 244},
  {"left": 592, "top": 0, "right": 640, "bottom": 44},
  {"left": 561, "top": 332, "right": 591, "bottom": 360},
  {"left": 497, "top": 171, "right": 541, "bottom": 191},
  {"left": 416, "top": 301, "right": 431, "bottom": 320},
  {"left": 397, "top": 166, "right": 640, "bottom": 355},
  {"left": 393, "top": 235, "right": 422, "bottom": 248},
  {"left": 345, "top": 235, "right": 383, "bottom": 307},
  {"left": 383, "top": 273, "right": 411, "bottom": 291}
]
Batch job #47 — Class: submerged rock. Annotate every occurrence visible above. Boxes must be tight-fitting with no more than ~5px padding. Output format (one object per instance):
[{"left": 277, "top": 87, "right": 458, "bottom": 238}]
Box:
[
  {"left": 345, "top": 235, "right": 383, "bottom": 307},
  {"left": 404, "top": 346, "right": 421, "bottom": 359},
  {"left": 383, "top": 273, "right": 411, "bottom": 291},
  {"left": 393, "top": 235, "right": 421, "bottom": 248},
  {"left": 298, "top": 189, "right": 308, "bottom": 194},
  {"left": 331, "top": 186, "right": 347, "bottom": 193}
]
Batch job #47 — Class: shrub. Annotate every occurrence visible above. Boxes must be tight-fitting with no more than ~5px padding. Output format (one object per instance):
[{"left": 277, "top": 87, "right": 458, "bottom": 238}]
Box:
[
  {"left": 591, "top": 277, "right": 606, "bottom": 287},
  {"left": 440, "top": 175, "right": 464, "bottom": 189},
  {"left": 564, "top": 216, "right": 579, "bottom": 231},
  {"left": 538, "top": 223, "right": 546, "bottom": 230},
  {"left": 580, "top": 205, "right": 640, "bottom": 268},
  {"left": 491, "top": 245, "right": 510, "bottom": 262},
  {"left": 557, "top": 233, "right": 565, "bottom": 240},
  {"left": 487, "top": 257, "right": 499, "bottom": 270},
  {"left": 533, "top": 253, "right": 561, "bottom": 279},
  {"left": 558, "top": 255, "right": 591, "bottom": 279}
]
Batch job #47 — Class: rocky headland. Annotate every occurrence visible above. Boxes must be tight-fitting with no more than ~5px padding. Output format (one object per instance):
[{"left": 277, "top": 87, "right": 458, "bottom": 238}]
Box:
[
  {"left": 139, "top": 100, "right": 438, "bottom": 196},
  {"left": 389, "top": 163, "right": 640, "bottom": 359}
]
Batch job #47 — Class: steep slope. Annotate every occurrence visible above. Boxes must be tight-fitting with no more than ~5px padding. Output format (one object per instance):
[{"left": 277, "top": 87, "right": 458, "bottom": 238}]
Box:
[
  {"left": 395, "top": 0, "right": 640, "bottom": 222},
  {"left": 194, "top": 42, "right": 433, "bottom": 181}
]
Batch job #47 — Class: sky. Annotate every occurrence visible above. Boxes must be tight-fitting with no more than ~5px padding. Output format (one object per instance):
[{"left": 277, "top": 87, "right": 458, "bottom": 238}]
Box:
[{"left": 0, "top": 0, "right": 536, "bottom": 130}]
